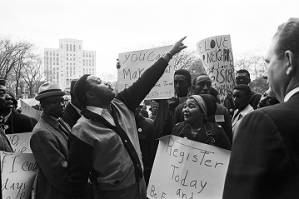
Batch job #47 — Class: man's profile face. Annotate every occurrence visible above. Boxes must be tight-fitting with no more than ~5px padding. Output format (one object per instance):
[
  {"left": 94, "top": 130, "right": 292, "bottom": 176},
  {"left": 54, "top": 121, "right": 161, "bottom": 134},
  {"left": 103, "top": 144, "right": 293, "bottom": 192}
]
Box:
[
  {"left": 236, "top": 73, "right": 250, "bottom": 85},
  {"left": 174, "top": 74, "right": 189, "bottom": 97},
  {"left": 43, "top": 96, "right": 65, "bottom": 118},
  {"left": 0, "top": 88, "right": 11, "bottom": 113},
  {"left": 265, "top": 37, "right": 286, "bottom": 102},
  {"left": 87, "top": 75, "right": 115, "bottom": 104}
]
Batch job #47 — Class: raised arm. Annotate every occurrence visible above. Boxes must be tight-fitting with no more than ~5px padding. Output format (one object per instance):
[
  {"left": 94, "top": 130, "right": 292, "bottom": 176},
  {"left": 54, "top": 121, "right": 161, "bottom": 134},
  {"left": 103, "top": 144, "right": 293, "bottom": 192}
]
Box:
[{"left": 117, "top": 37, "right": 187, "bottom": 111}]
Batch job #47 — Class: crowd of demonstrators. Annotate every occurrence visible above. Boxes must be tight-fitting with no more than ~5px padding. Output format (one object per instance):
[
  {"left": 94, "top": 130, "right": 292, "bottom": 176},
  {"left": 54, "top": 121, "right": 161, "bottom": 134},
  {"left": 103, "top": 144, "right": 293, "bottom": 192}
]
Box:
[
  {"left": 223, "top": 18, "right": 299, "bottom": 198},
  {"left": 67, "top": 37, "right": 186, "bottom": 199},
  {"left": 2, "top": 18, "right": 299, "bottom": 199},
  {"left": 30, "top": 82, "right": 71, "bottom": 199}
]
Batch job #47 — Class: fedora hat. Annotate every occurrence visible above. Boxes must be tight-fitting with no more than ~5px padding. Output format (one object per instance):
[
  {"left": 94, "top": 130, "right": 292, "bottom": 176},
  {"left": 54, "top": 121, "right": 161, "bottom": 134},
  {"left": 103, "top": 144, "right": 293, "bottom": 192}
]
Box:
[{"left": 36, "top": 82, "right": 65, "bottom": 100}]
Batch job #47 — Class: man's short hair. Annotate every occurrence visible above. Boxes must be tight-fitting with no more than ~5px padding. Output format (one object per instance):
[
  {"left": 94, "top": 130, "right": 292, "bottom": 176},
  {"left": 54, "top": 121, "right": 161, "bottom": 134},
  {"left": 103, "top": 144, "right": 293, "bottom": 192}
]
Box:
[
  {"left": 174, "top": 69, "right": 191, "bottom": 87},
  {"left": 234, "top": 85, "right": 251, "bottom": 96},
  {"left": 236, "top": 69, "right": 250, "bottom": 78},
  {"left": 73, "top": 74, "right": 90, "bottom": 108},
  {"left": 274, "top": 18, "right": 299, "bottom": 59}
]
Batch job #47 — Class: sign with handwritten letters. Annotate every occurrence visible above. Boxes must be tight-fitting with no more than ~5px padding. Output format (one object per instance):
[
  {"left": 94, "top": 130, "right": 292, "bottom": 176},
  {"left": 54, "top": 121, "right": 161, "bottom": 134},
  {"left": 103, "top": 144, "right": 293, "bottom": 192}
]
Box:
[
  {"left": 1, "top": 151, "right": 37, "bottom": 199},
  {"left": 118, "top": 46, "right": 182, "bottom": 99},
  {"left": 147, "top": 135, "right": 231, "bottom": 199},
  {"left": 20, "top": 99, "right": 41, "bottom": 120},
  {"left": 7, "top": 133, "right": 32, "bottom": 153},
  {"left": 197, "top": 35, "right": 235, "bottom": 102}
]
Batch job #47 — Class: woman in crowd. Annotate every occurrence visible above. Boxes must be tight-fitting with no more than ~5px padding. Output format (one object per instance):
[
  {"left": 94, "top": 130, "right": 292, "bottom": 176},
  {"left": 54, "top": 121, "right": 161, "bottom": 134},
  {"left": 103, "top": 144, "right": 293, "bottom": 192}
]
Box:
[{"left": 172, "top": 94, "right": 231, "bottom": 150}]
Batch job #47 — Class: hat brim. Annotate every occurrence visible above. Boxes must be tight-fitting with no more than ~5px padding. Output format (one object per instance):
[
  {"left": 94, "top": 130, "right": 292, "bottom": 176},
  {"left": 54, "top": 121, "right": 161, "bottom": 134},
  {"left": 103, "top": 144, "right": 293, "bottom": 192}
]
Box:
[{"left": 35, "top": 91, "right": 65, "bottom": 100}]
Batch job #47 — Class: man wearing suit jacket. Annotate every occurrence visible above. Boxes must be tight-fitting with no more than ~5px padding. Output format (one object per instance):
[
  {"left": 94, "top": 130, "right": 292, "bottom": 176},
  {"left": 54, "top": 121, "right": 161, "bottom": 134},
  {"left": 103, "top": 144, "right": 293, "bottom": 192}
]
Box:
[
  {"left": 30, "top": 82, "right": 71, "bottom": 199},
  {"left": 223, "top": 18, "right": 299, "bottom": 199},
  {"left": 63, "top": 79, "right": 81, "bottom": 128}
]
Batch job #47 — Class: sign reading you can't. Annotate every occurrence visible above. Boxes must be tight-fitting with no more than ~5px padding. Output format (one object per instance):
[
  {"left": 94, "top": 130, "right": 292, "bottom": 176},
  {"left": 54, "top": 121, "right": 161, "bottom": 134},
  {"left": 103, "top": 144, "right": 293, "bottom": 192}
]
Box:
[
  {"left": 147, "top": 135, "right": 231, "bottom": 199},
  {"left": 197, "top": 35, "right": 235, "bottom": 102},
  {"left": 118, "top": 46, "right": 182, "bottom": 100}
]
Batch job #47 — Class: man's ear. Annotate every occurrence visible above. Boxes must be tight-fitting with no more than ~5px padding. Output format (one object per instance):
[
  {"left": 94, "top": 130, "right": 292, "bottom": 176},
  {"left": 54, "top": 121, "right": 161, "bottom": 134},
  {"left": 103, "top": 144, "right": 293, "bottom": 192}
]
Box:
[
  {"left": 86, "top": 90, "right": 94, "bottom": 100},
  {"left": 285, "top": 50, "right": 296, "bottom": 76}
]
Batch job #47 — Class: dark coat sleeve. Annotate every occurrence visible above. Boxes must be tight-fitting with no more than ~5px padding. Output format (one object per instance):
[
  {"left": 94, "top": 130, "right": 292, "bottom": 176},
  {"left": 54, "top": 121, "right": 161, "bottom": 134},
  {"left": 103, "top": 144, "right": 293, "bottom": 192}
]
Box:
[
  {"left": 30, "top": 130, "right": 69, "bottom": 194},
  {"left": 116, "top": 58, "right": 168, "bottom": 111},
  {"left": 68, "top": 133, "right": 93, "bottom": 198},
  {"left": 223, "top": 110, "right": 295, "bottom": 199}
]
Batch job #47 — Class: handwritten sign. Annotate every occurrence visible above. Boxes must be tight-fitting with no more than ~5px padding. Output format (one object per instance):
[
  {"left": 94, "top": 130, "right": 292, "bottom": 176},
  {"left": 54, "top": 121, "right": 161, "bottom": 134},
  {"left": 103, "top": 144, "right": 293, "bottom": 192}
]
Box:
[
  {"left": 118, "top": 46, "right": 183, "bottom": 99},
  {"left": 1, "top": 151, "right": 37, "bottom": 199},
  {"left": 197, "top": 35, "right": 235, "bottom": 102},
  {"left": 7, "top": 133, "right": 32, "bottom": 153},
  {"left": 147, "top": 135, "right": 231, "bottom": 199},
  {"left": 20, "top": 99, "right": 41, "bottom": 120}
]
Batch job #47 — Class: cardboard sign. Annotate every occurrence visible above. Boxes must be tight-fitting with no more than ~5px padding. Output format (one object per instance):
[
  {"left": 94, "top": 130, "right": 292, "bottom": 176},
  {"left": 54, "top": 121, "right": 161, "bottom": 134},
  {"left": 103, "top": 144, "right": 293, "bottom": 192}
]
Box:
[
  {"left": 147, "top": 135, "right": 231, "bottom": 199},
  {"left": 1, "top": 152, "right": 37, "bottom": 199},
  {"left": 118, "top": 46, "right": 181, "bottom": 99},
  {"left": 197, "top": 35, "right": 235, "bottom": 102},
  {"left": 20, "top": 99, "right": 41, "bottom": 120},
  {"left": 7, "top": 133, "right": 32, "bottom": 153}
]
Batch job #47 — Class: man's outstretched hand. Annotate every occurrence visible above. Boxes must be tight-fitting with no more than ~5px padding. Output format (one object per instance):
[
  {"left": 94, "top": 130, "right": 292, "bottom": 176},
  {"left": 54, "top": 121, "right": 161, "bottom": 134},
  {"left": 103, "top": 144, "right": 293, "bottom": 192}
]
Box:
[{"left": 170, "top": 36, "right": 187, "bottom": 55}]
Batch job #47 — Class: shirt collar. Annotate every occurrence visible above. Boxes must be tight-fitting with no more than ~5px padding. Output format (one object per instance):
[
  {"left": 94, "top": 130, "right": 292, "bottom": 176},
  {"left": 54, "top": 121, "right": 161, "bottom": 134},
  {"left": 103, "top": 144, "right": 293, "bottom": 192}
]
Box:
[
  {"left": 284, "top": 87, "right": 299, "bottom": 102},
  {"left": 86, "top": 106, "right": 115, "bottom": 126},
  {"left": 236, "top": 104, "right": 253, "bottom": 118}
]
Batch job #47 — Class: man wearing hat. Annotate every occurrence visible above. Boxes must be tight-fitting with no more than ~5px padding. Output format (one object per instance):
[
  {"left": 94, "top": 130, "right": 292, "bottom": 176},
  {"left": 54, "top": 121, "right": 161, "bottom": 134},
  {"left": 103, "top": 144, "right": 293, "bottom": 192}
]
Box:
[{"left": 30, "top": 82, "right": 71, "bottom": 199}]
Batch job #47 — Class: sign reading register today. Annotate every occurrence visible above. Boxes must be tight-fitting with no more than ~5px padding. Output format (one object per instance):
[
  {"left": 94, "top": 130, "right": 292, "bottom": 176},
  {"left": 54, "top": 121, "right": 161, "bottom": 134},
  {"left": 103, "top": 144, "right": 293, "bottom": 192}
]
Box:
[
  {"left": 147, "top": 135, "right": 231, "bottom": 199},
  {"left": 118, "top": 46, "right": 181, "bottom": 100}
]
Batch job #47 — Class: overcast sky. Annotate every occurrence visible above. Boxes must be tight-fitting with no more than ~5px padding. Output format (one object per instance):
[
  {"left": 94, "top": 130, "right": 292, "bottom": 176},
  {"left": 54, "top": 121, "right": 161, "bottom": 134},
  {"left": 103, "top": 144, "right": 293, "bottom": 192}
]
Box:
[{"left": 1, "top": 0, "right": 298, "bottom": 81}]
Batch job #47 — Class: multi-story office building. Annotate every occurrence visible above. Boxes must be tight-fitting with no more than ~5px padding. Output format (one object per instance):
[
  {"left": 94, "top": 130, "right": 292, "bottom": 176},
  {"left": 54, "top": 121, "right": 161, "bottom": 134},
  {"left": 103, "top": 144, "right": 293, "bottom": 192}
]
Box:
[{"left": 44, "top": 39, "right": 96, "bottom": 90}]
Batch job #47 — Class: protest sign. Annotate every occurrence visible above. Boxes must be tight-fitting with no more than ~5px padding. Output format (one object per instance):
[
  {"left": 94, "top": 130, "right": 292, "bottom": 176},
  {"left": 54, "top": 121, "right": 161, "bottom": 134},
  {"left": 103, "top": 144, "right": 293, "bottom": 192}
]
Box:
[
  {"left": 147, "top": 135, "right": 231, "bottom": 199},
  {"left": 20, "top": 99, "right": 41, "bottom": 120},
  {"left": 118, "top": 46, "right": 181, "bottom": 99},
  {"left": 1, "top": 151, "right": 37, "bottom": 199},
  {"left": 197, "top": 35, "right": 235, "bottom": 102},
  {"left": 7, "top": 133, "right": 32, "bottom": 153}
]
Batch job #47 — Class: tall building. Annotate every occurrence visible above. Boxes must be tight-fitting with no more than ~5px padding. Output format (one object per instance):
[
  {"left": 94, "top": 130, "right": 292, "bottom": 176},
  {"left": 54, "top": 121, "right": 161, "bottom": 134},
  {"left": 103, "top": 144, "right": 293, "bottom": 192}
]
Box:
[{"left": 44, "top": 39, "right": 96, "bottom": 90}]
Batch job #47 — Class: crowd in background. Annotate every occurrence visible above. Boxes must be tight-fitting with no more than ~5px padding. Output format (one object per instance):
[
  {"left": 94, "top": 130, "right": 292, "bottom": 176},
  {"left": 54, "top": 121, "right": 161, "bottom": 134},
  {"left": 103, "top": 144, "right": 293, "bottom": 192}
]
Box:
[{"left": 0, "top": 18, "right": 299, "bottom": 199}]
